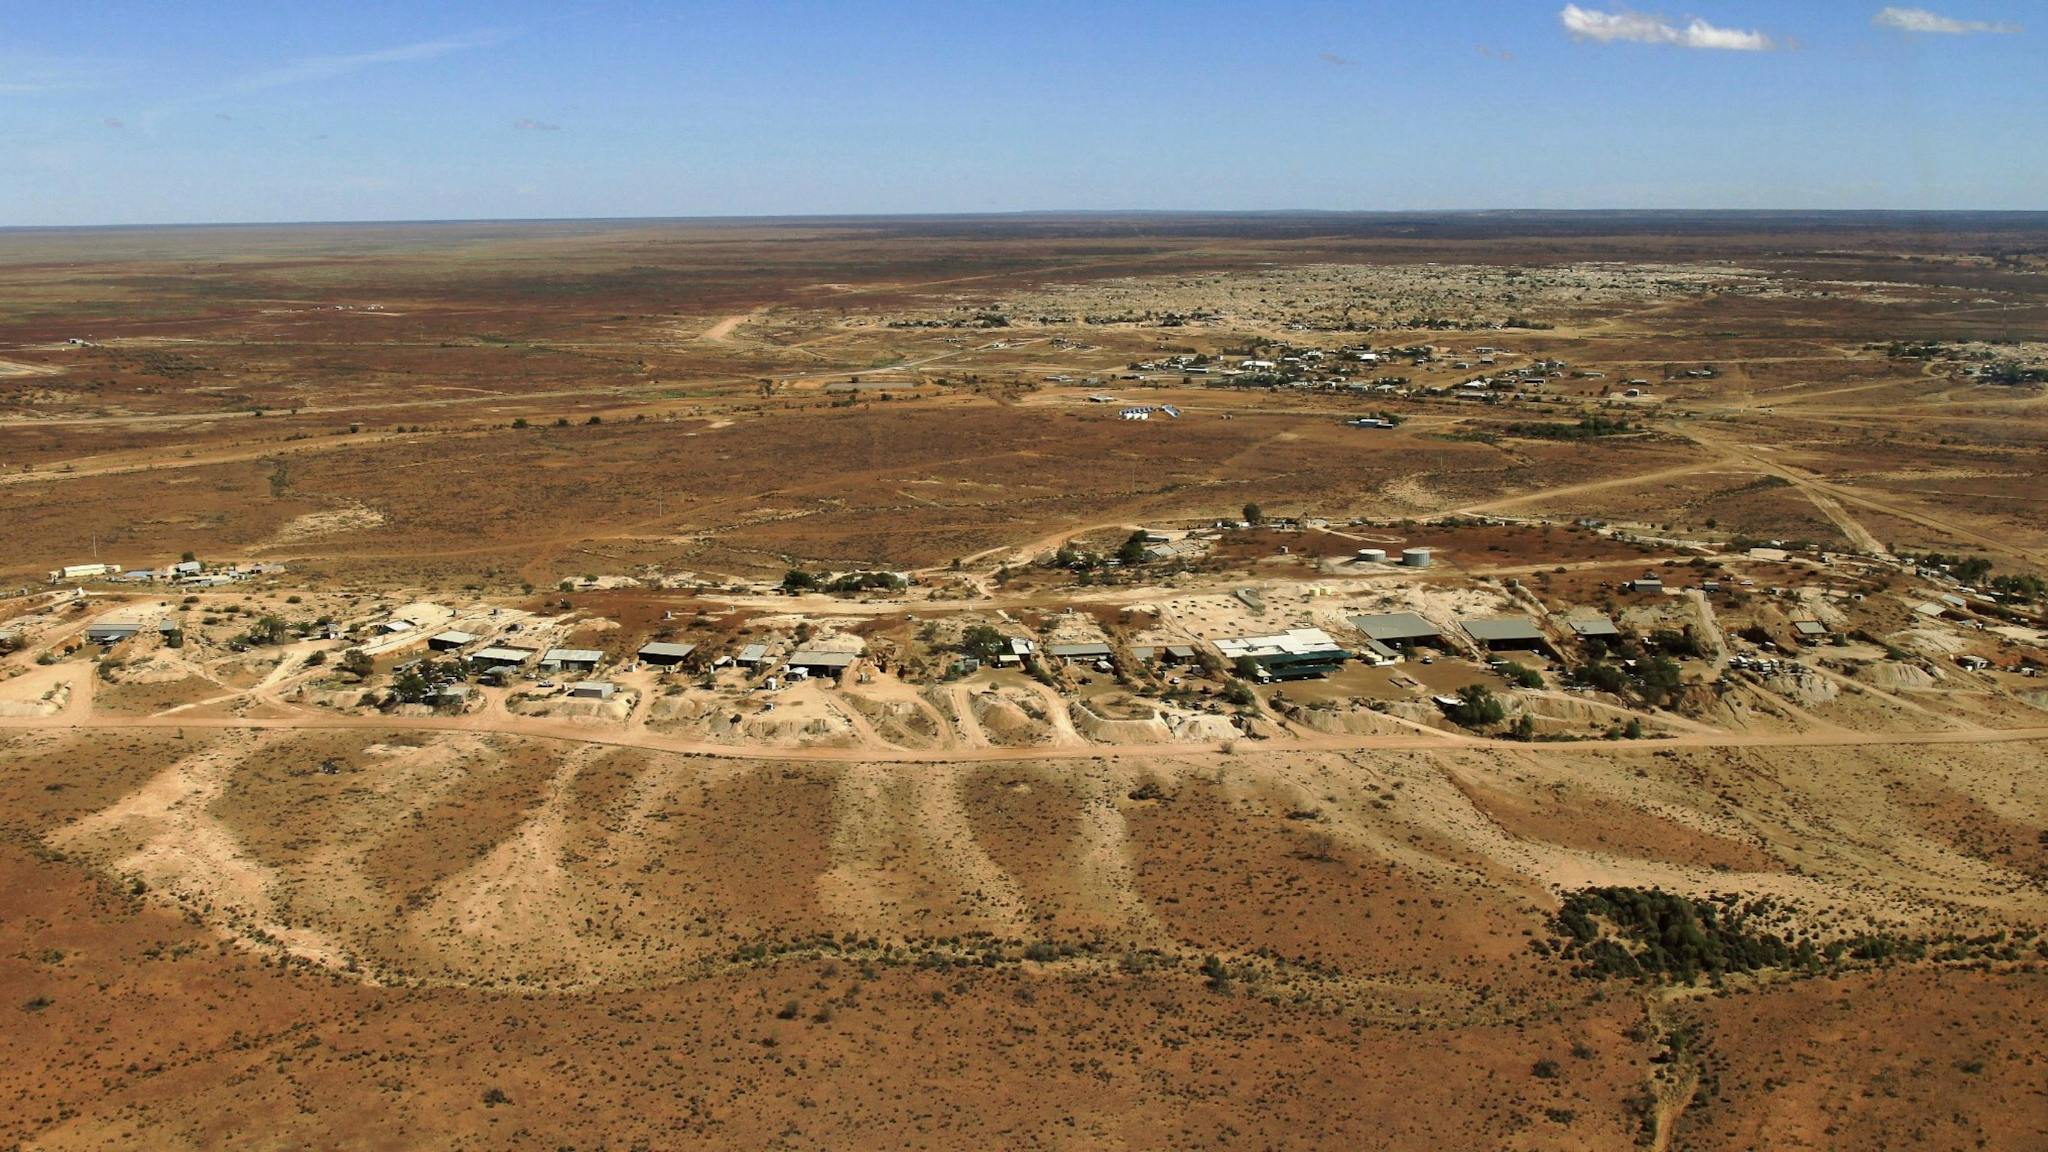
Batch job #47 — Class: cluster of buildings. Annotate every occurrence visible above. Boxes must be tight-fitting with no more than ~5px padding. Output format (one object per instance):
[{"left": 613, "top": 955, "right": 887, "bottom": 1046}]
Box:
[
  {"left": 1118, "top": 405, "right": 1181, "bottom": 421},
  {"left": 48, "top": 559, "right": 284, "bottom": 588}
]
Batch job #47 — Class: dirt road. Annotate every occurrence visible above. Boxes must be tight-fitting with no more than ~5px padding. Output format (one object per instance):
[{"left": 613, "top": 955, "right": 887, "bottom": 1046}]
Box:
[{"left": 5, "top": 701, "right": 2043, "bottom": 765}]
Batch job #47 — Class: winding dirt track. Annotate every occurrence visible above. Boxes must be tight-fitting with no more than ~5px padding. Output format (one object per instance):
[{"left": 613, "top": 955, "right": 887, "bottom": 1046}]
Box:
[{"left": 4, "top": 705, "right": 2043, "bottom": 764}]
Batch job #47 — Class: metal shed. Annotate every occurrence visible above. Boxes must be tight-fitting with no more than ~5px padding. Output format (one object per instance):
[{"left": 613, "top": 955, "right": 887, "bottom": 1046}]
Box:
[
  {"left": 637, "top": 641, "right": 697, "bottom": 666},
  {"left": 1349, "top": 612, "right": 1442, "bottom": 644},
  {"left": 468, "top": 646, "right": 534, "bottom": 669},
  {"left": 787, "top": 649, "right": 860, "bottom": 676},
  {"left": 542, "top": 648, "right": 604, "bottom": 672},
  {"left": 1460, "top": 616, "right": 1550, "bottom": 651}
]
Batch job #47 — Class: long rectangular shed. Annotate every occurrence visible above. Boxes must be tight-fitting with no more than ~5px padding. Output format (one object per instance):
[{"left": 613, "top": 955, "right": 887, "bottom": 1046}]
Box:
[
  {"left": 468, "top": 646, "right": 535, "bottom": 668},
  {"left": 1460, "top": 616, "right": 1550, "bottom": 652},
  {"left": 788, "top": 649, "right": 860, "bottom": 676},
  {"left": 1048, "top": 642, "right": 1113, "bottom": 662},
  {"left": 1566, "top": 615, "right": 1621, "bottom": 639},
  {"left": 637, "top": 641, "right": 697, "bottom": 666},
  {"left": 542, "top": 648, "right": 604, "bottom": 671},
  {"left": 1213, "top": 628, "right": 1350, "bottom": 680},
  {"left": 1349, "top": 612, "right": 1443, "bottom": 645}
]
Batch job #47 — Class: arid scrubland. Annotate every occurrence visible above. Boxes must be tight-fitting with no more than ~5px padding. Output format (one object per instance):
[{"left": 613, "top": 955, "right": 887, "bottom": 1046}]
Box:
[{"left": 3, "top": 213, "right": 2046, "bottom": 1148}]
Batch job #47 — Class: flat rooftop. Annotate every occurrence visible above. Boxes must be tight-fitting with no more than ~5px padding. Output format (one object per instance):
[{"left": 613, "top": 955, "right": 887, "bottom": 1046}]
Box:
[
  {"left": 1213, "top": 627, "right": 1348, "bottom": 661},
  {"left": 1349, "top": 612, "right": 1441, "bottom": 642},
  {"left": 1048, "top": 642, "right": 1113, "bottom": 658},
  {"left": 788, "top": 648, "right": 859, "bottom": 668},
  {"left": 1460, "top": 616, "right": 1546, "bottom": 644},
  {"left": 469, "top": 646, "right": 533, "bottom": 663}
]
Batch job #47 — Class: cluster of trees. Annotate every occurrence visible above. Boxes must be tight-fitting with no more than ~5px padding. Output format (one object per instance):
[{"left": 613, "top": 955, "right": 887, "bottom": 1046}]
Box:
[
  {"left": 1982, "top": 360, "right": 2048, "bottom": 386},
  {"left": 1496, "top": 661, "right": 1544, "bottom": 689},
  {"left": 1576, "top": 655, "right": 1683, "bottom": 708},
  {"left": 1050, "top": 527, "right": 1190, "bottom": 573},
  {"left": 1544, "top": 886, "right": 2034, "bottom": 984},
  {"left": 1881, "top": 339, "right": 1949, "bottom": 360},
  {"left": 1902, "top": 552, "right": 2048, "bottom": 608},
  {"left": 388, "top": 658, "right": 461, "bottom": 705},
  {"left": 1444, "top": 683, "right": 1506, "bottom": 727},
  {"left": 1498, "top": 414, "right": 1636, "bottom": 441},
  {"left": 1907, "top": 550, "right": 1995, "bottom": 585},
  {"left": 1573, "top": 627, "right": 1694, "bottom": 708},
  {"left": 234, "top": 614, "right": 292, "bottom": 647},
  {"left": 1646, "top": 627, "right": 1707, "bottom": 660},
  {"left": 1991, "top": 573, "right": 2048, "bottom": 603},
  {"left": 957, "top": 624, "right": 1009, "bottom": 663},
  {"left": 782, "top": 569, "right": 907, "bottom": 595},
  {"left": 1549, "top": 887, "right": 1800, "bottom": 985},
  {"left": 225, "top": 610, "right": 339, "bottom": 650}
]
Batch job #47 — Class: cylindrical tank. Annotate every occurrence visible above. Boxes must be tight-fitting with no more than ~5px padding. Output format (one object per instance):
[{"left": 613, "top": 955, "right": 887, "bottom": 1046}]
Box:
[
  {"left": 1355, "top": 548, "right": 1387, "bottom": 563},
  {"left": 1401, "top": 547, "right": 1432, "bottom": 568}
]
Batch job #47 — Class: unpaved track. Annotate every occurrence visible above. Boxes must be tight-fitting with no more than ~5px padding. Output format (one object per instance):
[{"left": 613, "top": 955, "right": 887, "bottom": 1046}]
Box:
[
  {"left": 1684, "top": 426, "right": 2046, "bottom": 566},
  {"left": 1451, "top": 457, "right": 1745, "bottom": 516},
  {"left": 698, "top": 308, "right": 764, "bottom": 343},
  {"left": 942, "top": 684, "right": 991, "bottom": 749},
  {"left": 4, "top": 706, "right": 2043, "bottom": 764}
]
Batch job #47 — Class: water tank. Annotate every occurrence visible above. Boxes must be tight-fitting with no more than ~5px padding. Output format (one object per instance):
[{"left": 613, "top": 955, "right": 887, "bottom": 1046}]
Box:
[
  {"left": 1401, "top": 547, "right": 1432, "bottom": 569},
  {"left": 1355, "top": 548, "right": 1387, "bottom": 564}
]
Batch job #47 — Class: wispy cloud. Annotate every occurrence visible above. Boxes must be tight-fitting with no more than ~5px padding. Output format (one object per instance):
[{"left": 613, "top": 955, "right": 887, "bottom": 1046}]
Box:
[
  {"left": 1316, "top": 51, "right": 1355, "bottom": 68},
  {"left": 1478, "top": 44, "right": 1517, "bottom": 62},
  {"left": 0, "top": 54, "right": 121, "bottom": 94},
  {"left": 143, "top": 30, "right": 505, "bottom": 124},
  {"left": 1873, "top": 7, "right": 2021, "bottom": 34},
  {"left": 222, "top": 32, "right": 504, "bottom": 98},
  {"left": 102, "top": 117, "right": 124, "bottom": 130},
  {"left": 1560, "top": 4, "right": 1777, "bottom": 50},
  {"left": 512, "top": 117, "right": 559, "bottom": 131}
]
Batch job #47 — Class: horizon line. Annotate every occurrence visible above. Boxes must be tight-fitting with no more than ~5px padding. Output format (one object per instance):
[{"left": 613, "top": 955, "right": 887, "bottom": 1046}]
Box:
[{"left": 5, "top": 206, "right": 2048, "bottom": 233}]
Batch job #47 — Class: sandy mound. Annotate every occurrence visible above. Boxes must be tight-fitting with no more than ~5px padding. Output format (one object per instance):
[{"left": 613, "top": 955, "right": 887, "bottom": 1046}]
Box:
[
  {"left": 841, "top": 692, "right": 943, "bottom": 748},
  {"left": 1860, "top": 661, "right": 1937, "bottom": 690},
  {"left": 1766, "top": 668, "right": 1840, "bottom": 705},
  {"left": 969, "top": 691, "right": 1055, "bottom": 745},
  {"left": 514, "top": 696, "right": 633, "bottom": 723},
  {"left": 0, "top": 685, "right": 65, "bottom": 717},
  {"left": 1068, "top": 699, "right": 1171, "bottom": 743},
  {"left": 266, "top": 503, "right": 386, "bottom": 546}
]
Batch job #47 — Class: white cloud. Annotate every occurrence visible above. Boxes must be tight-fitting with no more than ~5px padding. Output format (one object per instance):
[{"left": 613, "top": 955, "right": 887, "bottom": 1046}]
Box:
[
  {"left": 0, "top": 53, "right": 120, "bottom": 94},
  {"left": 1873, "top": 7, "right": 2021, "bottom": 34},
  {"left": 142, "top": 30, "right": 505, "bottom": 124},
  {"left": 224, "top": 32, "right": 505, "bottom": 97},
  {"left": 512, "top": 117, "right": 559, "bottom": 131},
  {"left": 1559, "top": 4, "right": 1776, "bottom": 50}
]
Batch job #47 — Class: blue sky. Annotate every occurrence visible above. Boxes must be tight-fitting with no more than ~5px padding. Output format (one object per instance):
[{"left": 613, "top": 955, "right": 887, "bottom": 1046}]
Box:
[{"left": 2, "top": 1, "right": 2040, "bottom": 224}]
